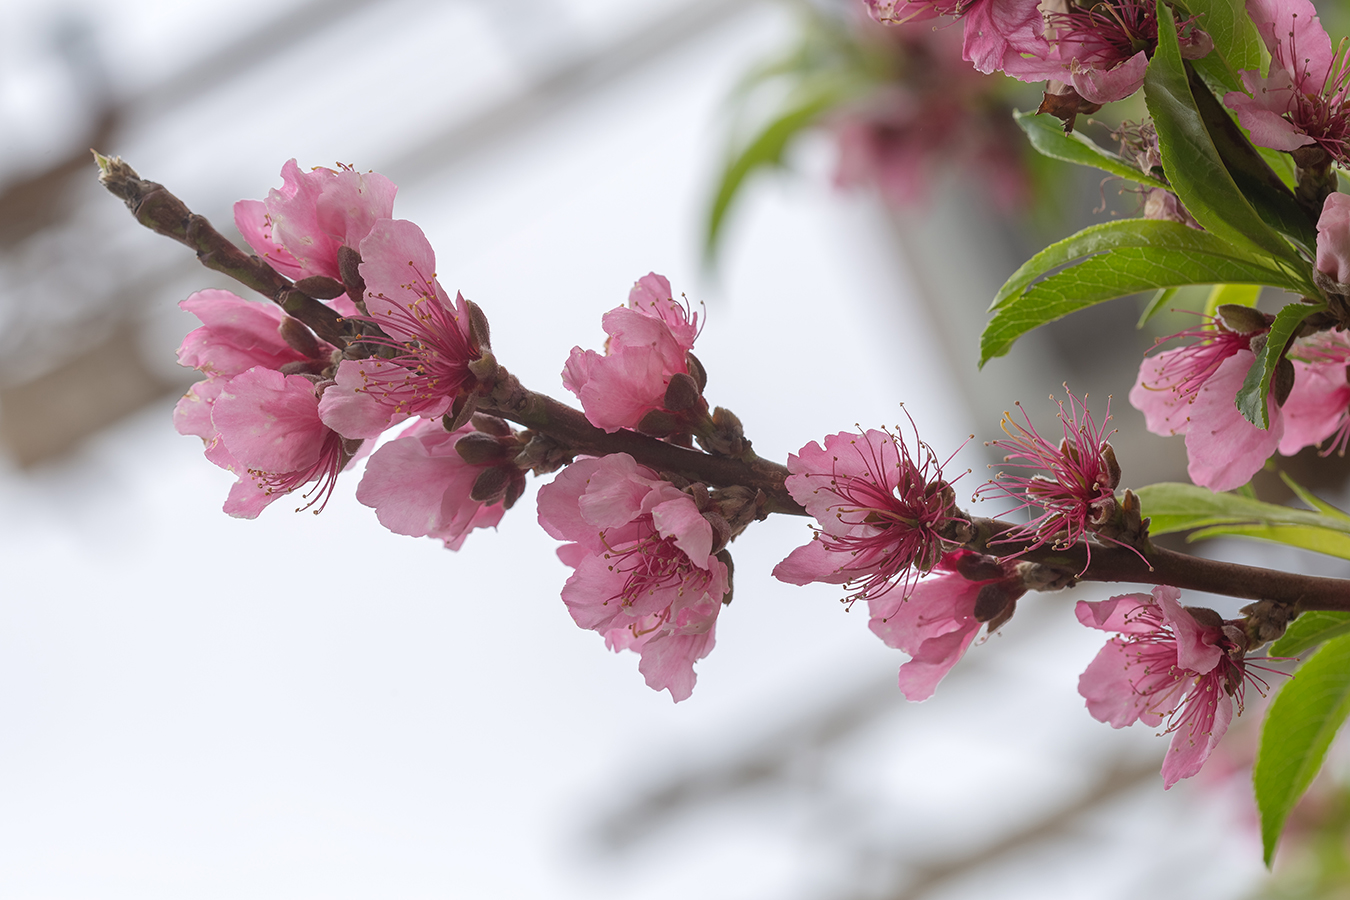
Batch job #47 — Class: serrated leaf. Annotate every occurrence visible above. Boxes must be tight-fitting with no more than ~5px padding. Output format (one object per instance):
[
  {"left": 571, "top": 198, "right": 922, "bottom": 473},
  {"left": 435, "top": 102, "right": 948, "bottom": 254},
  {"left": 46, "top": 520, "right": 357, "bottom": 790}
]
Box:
[
  {"left": 1136, "top": 482, "right": 1350, "bottom": 535},
  {"left": 1014, "top": 110, "right": 1169, "bottom": 189},
  {"left": 981, "top": 235, "right": 1312, "bottom": 364},
  {"left": 991, "top": 219, "right": 1303, "bottom": 312},
  {"left": 1272, "top": 611, "right": 1350, "bottom": 657},
  {"left": 705, "top": 86, "right": 845, "bottom": 260},
  {"left": 1202, "top": 282, "right": 1261, "bottom": 317},
  {"left": 1255, "top": 633, "right": 1350, "bottom": 865},
  {"left": 1236, "top": 301, "right": 1323, "bottom": 428},
  {"left": 1139, "top": 286, "right": 1181, "bottom": 327},
  {"left": 1145, "top": 0, "right": 1307, "bottom": 270}
]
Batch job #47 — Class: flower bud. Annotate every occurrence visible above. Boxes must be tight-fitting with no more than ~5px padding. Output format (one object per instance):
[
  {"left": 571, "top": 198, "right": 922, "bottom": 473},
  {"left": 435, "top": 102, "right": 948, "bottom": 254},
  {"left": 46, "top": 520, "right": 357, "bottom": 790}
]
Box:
[
  {"left": 471, "top": 413, "right": 512, "bottom": 437},
  {"left": 279, "top": 316, "right": 325, "bottom": 359},
  {"left": 455, "top": 431, "right": 512, "bottom": 465},
  {"left": 1217, "top": 304, "right": 1271, "bottom": 335},
  {"left": 716, "top": 548, "right": 734, "bottom": 605},
  {"left": 685, "top": 352, "right": 708, "bottom": 393},
  {"left": 337, "top": 246, "right": 365, "bottom": 306},
  {"left": 470, "top": 465, "right": 510, "bottom": 503},
  {"left": 293, "top": 275, "right": 346, "bottom": 300},
  {"left": 704, "top": 511, "right": 732, "bottom": 555},
  {"left": 465, "top": 298, "right": 492, "bottom": 352},
  {"left": 503, "top": 469, "right": 527, "bottom": 510},
  {"left": 663, "top": 372, "right": 702, "bottom": 412}
]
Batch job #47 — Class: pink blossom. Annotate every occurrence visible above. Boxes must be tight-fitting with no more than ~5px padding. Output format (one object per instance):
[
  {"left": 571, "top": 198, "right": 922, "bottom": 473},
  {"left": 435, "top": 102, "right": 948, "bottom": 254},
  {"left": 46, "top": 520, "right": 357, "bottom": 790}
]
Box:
[
  {"left": 869, "top": 551, "right": 1020, "bottom": 701},
  {"left": 234, "top": 159, "right": 396, "bottom": 285},
  {"left": 865, "top": 0, "right": 1053, "bottom": 78},
  {"left": 318, "top": 219, "right": 484, "bottom": 439},
  {"left": 831, "top": 27, "right": 1032, "bottom": 212},
  {"left": 1280, "top": 333, "right": 1350, "bottom": 456},
  {"left": 1223, "top": 0, "right": 1350, "bottom": 163},
  {"left": 773, "top": 425, "right": 959, "bottom": 602},
  {"left": 356, "top": 418, "right": 512, "bottom": 550},
  {"left": 1039, "top": 0, "right": 1211, "bottom": 105},
  {"left": 562, "top": 273, "right": 702, "bottom": 434},
  {"left": 1183, "top": 350, "right": 1284, "bottom": 491},
  {"left": 977, "top": 391, "right": 1119, "bottom": 561},
  {"left": 1129, "top": 322, "right": 1253, "bottom": 437},
  {"left": 172, "top": 289, "right": 351, "bottom": 517},
  {"left": 1316, "top": 192, "right": 1350, "bottom": 284},
  {"left": 176, "top": 289, "right": 316, "bottom": 378},
  {"left": 1077, "top": 586, "right": 1248, "bottom": 788},
  {"left": 536, "top": 454, "right": 729, "bottom": 702},
  {"left": 206, "top": 368, "right": 353, "bottom": 518}
]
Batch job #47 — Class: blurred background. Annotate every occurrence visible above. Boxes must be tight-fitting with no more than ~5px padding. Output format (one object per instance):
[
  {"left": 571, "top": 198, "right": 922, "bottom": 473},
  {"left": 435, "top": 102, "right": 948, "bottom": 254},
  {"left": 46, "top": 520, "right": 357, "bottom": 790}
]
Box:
[{"left": 1, "top": 0, "right": 1345, "bottom": 896}]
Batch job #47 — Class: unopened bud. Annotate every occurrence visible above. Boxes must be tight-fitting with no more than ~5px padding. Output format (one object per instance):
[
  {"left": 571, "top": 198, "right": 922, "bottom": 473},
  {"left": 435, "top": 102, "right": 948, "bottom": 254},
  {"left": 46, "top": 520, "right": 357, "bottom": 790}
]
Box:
[
  {"left": 444, "top": 392, "right": 478, "bottom": 432},
  {"left": 455, "top": 431, "right": 511, "bottom": 465},
  {"left": 503, "top": 469, "right": 527, "bottom": 510},
  {"left": 1101, "top": 443, "right": 1121, "bottom": 490},
  {"left": 704, "top": 512, "right": 731, "bottom": 554},
  {"left": 337, "top": 246, "right": 365, "bottom": 305},
  {"left": 471, "top": 413, "right": 512, "bottom": 437},
  {"left": 280, "top": 316, "right": 324, "bottom": 358},
  {"left": 470, "top": 465, "right": 510, "bottom": 503},
  {"left": 637, "top": 409, "right": 681, "bottom": 437},
  {"left": 685, "top": 352, "right": 708, "bottom": 392},
  {"left": 663, "top": 372, "right": 702, "bottom": 412},
  {"left": 953, "top": 552, "right": 1003, "bottom": 582},
  {"left": 716, "top": 549, "right": 735, "bottom": 606},
  {"left": 293, "top": 276, "right": 346, "bottom": 300},
  {"left": 1217, "top": 304, "right": 1270, "bottom": 335},
  {"left": 1184, "top": 605, "right": 1224, "bottom": 628},
  {"left": 465, "top": 298, "right": 491, "bottom": 351}
]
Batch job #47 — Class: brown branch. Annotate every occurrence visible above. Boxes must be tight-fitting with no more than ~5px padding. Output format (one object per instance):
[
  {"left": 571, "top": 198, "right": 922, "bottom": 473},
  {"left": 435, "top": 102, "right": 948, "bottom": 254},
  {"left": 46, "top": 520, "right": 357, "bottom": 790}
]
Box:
[
  {"left": 93, "top": 153, "right": 349, "bottom": 347},
  {"left": 479, "top": 373, "right": 805, "bottom": 516}
]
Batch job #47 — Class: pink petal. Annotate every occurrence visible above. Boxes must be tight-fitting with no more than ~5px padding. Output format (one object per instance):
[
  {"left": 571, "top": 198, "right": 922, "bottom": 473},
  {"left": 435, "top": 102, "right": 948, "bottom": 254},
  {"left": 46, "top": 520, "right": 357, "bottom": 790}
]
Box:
[
  {"left": 1317, "top": 192, "right": 1350, "bottom": 284},
  {"left": 1278, "top": 361, "right": 1350, "bottom": 454},
  {"left": 1162, "top": 682, "right": 1232, "bottom": 789},
  {"left": 1184, "top": 351, "right": 1284, "bottom": 492},
  {"left": 211, "top": 368, "right": 327, "bottom": 474}
]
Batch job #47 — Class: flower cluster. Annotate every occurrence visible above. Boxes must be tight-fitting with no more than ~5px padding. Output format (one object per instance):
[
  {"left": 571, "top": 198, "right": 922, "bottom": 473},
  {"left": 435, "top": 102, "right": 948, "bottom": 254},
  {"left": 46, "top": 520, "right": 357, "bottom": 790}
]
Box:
[{"left": 176, "top": 162, "right": 504, "bottom": 548}]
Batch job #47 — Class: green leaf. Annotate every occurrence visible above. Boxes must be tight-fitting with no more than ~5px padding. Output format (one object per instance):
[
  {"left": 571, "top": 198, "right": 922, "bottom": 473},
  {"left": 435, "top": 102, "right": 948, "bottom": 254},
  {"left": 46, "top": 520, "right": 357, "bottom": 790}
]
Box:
[
  {"left": 1136, "top": 482, "right": 1350, "bottom": 535},
  {"left": 1145, "top": 0, "right": 1307, "bottom": 270},
  {"left": 705, "top": 85, "right": 844, "bottom": 260},
  {"left": 1139, "top": 286, "right": 1181, "bottom": 327},
  {"left": 1186, "top": 61, "right": 1318, "bottom": 253},
  {"left": 1272, "top": 611, "right": 1350, "bottom": 657},
  {"left": 991, "top": 219, "right": 1304, "bottom": 312},
  {"left": 1280, "top": 472, "right": 1350, "bottom": 522},
  {"left": 1187, "top": 522, "right": 1350, "bottom": 559},
  {"left": 1261, "top": 146, "right": 1298, "bottom": 189},
  {"left": 1013, "top": 110, "right": 1169, "bottom": 189},
  {"left": 1255, "top": 633, "right": 1350, "bottom": 865},
  {"left": 1178, "top": 0, "right": 1262, "bottom": 75},
  {"left": 1236, "top": 301, "right": 1323, "bottom": 428},
  {"left": 1202, "top": 282, "right": 1261, "bottom": 317},
  {"left": 981, "top": 225, "right": 1314, "bottom": 364}
]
